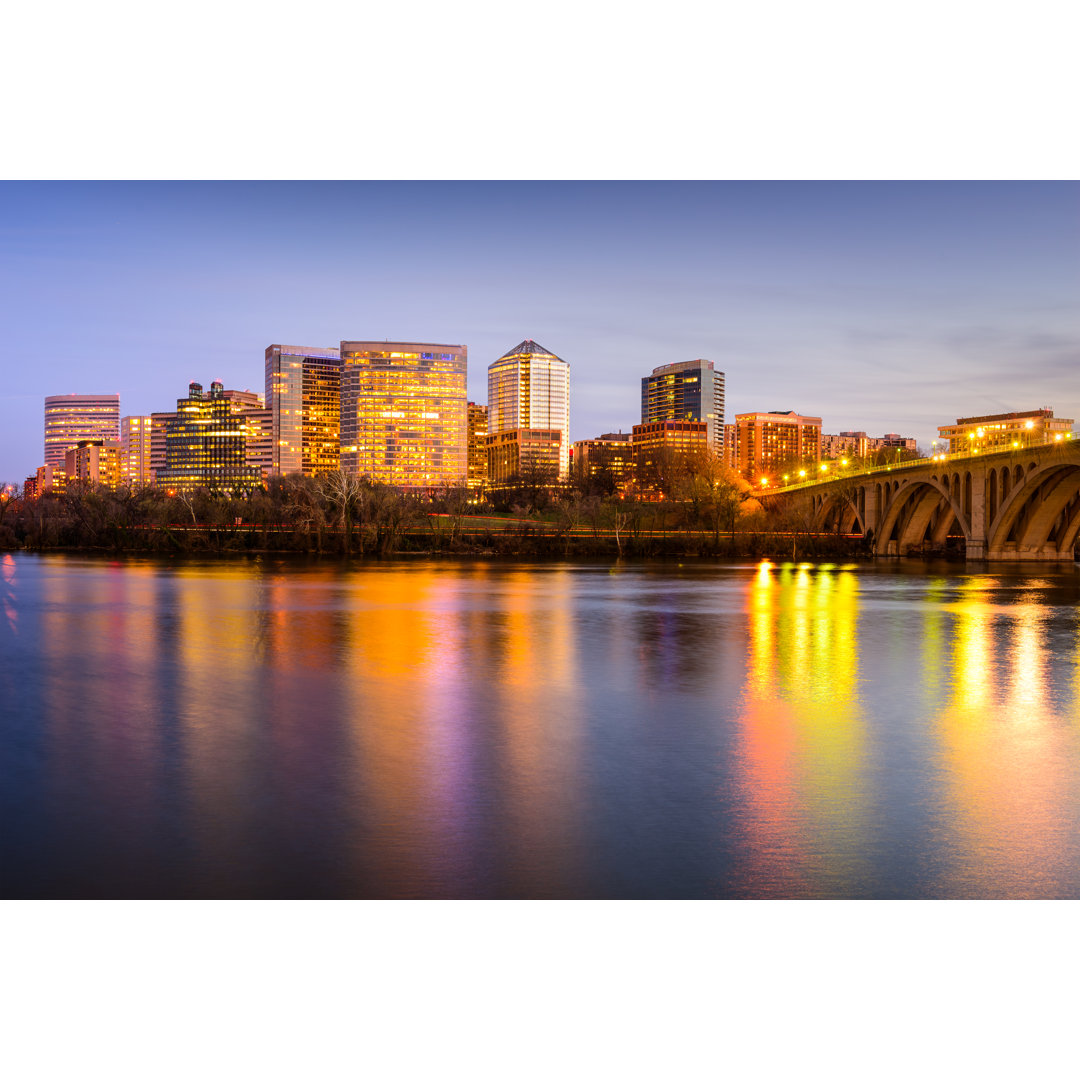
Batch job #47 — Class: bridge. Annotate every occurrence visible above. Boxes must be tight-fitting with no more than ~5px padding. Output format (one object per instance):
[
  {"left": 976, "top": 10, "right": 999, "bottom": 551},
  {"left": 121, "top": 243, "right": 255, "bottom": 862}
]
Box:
[{"left": 758, "top": 441, "right": 1080, "bottom": 561}]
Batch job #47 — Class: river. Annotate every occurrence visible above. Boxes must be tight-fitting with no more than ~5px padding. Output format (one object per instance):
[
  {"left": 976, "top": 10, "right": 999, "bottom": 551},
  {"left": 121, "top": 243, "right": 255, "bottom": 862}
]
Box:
[{"left": 3, "top": 551, "right": 1080, "bottom": 898}]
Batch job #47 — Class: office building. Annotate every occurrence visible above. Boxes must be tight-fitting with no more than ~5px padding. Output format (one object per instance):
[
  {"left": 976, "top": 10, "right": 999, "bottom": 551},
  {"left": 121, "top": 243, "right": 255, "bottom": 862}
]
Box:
[
  {"left": 487, "top": 340, "right": 570, "bottom": 478},
  {"left": 937, "top": 409, "right": 1073, "bottom": 454},
  {"left": 572, "top": 433, "right": 634, "bottom": 493},
  {"left": 632, "top": 420, "right": 709, "bottom": 496},
  {"left": 485, "top": 429, "right": 563, "bottom": 487},
  {"left": 736, "top": 411, "right": 822, "bottom": 478},
  {"left": 156, "top": 381, "right": 262, "bottom": 494},
  {"left": 467, "top": 402, "right": 488, "bottom": 490},
  {"left": 220, "top": 389, "right": 274, "bottom": 480},
  {"left": 264, "top": 344, "right": 342, "bottom": 476},
  {"left": 120, "top": 416, "right": 153, "bottom": 486},
  {"left": 149, "top": 412, "right": 174, "bottom": 482},
  {"left": 640, "top": 359, "right": 725, "bottom": 450},
  {"left": 65, "top": 440, "right": 122, "bottom": 488},
  {"left": 44, "top": 394, "right": 120, "bottom": 470},
  {"left": 339, "top": 341, "right": 467, "bottom": 488}
]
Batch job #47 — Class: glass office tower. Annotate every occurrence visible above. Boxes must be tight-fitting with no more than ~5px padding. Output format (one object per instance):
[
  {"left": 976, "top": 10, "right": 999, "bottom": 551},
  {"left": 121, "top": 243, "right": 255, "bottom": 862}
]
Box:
[
  {"left": 264, "top": 344, "right": 342, "bottom": 476},
  {"left": 157, "top": 381, "right": 262, "bottom": 494},
  {"left": 640, "top": 359, "right": 725, "bottom": 451},
  {"left": 487, "top": 339, "right": 570, "bottom": 478},
  {"left": 339, "top": 341, "right": 467, "bottom": 488}
]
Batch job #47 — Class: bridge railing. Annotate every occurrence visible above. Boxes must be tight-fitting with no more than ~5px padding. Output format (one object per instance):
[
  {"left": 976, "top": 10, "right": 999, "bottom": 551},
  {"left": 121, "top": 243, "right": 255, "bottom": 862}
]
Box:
[{"left": 763, "top": 440, "right": 1073, "bottom": 495}]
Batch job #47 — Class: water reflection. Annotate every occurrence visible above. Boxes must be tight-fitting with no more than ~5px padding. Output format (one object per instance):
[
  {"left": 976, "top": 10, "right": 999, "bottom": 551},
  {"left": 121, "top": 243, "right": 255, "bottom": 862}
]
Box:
[
  {"left": 4, "top": 554, "right": 1080, "bottom": 897},
  {"left": 733, "top": 561, "right": 867, "bottom": 896}
]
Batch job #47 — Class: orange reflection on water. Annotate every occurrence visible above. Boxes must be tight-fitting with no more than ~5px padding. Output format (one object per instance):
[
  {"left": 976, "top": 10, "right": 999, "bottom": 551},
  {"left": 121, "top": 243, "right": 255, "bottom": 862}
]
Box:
[
  {"left": 934, "top": 589, "right": 1075, "bottom": 896},
  {"left": 734, "top": 561, "right": 867, "bottom": 894}
]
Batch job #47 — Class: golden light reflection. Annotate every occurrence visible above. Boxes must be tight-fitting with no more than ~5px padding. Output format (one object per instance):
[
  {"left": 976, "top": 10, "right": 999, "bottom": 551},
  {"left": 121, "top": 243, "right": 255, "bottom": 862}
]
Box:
[
  {"left": 736, "top": 560, "right": 867, "bottom": 893},
  {"left": 933, "top": 586, "right": 1074, "bottom": 896}
]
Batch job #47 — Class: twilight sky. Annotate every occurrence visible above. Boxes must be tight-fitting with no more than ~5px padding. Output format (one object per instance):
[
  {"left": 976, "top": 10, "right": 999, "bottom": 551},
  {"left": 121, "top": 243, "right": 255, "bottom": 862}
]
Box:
[{"left": 2, "top": 180, "right": 1078, "bottom": 482}]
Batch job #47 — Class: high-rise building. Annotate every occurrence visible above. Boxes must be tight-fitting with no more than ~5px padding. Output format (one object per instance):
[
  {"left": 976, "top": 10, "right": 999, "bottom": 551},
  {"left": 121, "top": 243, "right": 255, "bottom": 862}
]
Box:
[
  {"left": 632, "top": 420, "right": 709, "bottom": 496},
  {"left": 487, "top": 340, "right": 570, "bottom": 478},
  {"left": 640, "top": 360, "right": 725, "bottom": 451},
  {"left": 339, "top": 341, "right": 467, "bottom": 488},
  {"left": 44, "top": 394, "right": 120, "bottom": 470},
  {"left": 120, "top": 416, "right": 153, "bottom": 486},
  {"left": 264, "top": 344, "right": 342, "bottom": 477},
  {"left": 220, "top": 389, "right": 274, "bottom": 480},
  {"left": 467, "top": 402, "right": 489, "bottom": 490},
  {"left": 66, "top": 440, "right": 122, "bottom": 488},
  {"left": 936, "top": 409, "right": 1071, "bottom": 454},
  {"left": 149, "top": 412, "right": 174, "bottom": 483},
  {"left": 156, "top": 381, "right": 263, "bottom": 494},
  {"left": 736, "top": 411, "right": 822, "bottom": 478}
]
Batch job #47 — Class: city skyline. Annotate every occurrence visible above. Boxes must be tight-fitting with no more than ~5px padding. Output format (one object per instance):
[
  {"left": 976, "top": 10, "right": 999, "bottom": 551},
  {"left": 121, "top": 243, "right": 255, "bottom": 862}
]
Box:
[{"left": 3, "top": 181, "right": 1078, "bottom": 482}]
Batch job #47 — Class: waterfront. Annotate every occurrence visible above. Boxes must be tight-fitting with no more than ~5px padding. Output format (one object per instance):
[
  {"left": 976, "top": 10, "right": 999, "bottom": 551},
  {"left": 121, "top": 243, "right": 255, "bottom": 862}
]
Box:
[{"left": 4, "top": 552, "right": 1080, "bottom": 898}]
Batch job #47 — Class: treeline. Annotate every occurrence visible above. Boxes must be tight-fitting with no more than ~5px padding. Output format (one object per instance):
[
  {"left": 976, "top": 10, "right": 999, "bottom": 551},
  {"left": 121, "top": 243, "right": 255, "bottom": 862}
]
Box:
[{"left": 0, "top": 461, "right": 868, "bottom": 560}]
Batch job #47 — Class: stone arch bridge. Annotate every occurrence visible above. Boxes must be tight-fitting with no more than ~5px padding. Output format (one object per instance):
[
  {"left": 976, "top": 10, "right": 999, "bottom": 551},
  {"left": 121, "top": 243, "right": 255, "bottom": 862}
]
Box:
[{"left": 759, "top": 443, "right": 1080, "bottom": 561}]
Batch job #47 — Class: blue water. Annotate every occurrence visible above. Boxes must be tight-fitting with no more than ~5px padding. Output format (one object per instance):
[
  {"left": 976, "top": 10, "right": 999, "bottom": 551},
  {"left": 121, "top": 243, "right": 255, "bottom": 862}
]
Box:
[{"left": 3, "top": 552, "right": 1080, "bottom": 898}]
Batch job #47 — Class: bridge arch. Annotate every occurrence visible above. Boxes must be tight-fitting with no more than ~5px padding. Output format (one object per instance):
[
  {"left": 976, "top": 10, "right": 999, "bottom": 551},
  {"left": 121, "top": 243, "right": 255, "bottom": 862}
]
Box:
[
  {"left": 988, "top": 461, "right": 1080, "bottom": 559},
  {"left": 876, "top": 476, "right": 969, "bottom": 556}
]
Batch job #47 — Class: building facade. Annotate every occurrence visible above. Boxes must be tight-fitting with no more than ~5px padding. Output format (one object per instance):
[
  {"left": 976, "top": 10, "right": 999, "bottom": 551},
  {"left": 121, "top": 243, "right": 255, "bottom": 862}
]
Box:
[
  {"left": 156, "top": 381, "right": 263, "bottom": 494},
  {"left": 640, "top": 359, "right": 725, "bottom": 451},
  {"left": 264, "top": 344, "right": 342, "bottom": 477},
  {"left": 572, "top": 432, "right": 634, "bottom": 493},
  {"left": 936, "top": 409, "right": 1072, "bottom": 454},
  {"left": 65, "top": 440, "right": 122, "bottom": 488},
  {"left": 120, "top": 416, "right": 153, "bottom": 486},
  {"left": 736, "top": 411, "right": 822, "bottom": 478},
  {"left": 722, "top": 423, "right": 738, "bottom": 470},
  {"left": 220, "top": 389, "right": 273, "bottom": 480},
  {"left": 44, "top": 394, "right": 120, "bottom": 470},
  {"left": 485, "top": 429, "right": 563, "bottom": 487},
  {"left": 487, "top": 340, "right": 570, "bottom": 478},
  {"left": 339, "top": 341, "right": 467, "bottom": 488},
  {"left": 467, "top": 402, "right": 488, "bottom": 490},
  {"left": 632, "top": 420, "right": 709, "bottom": 496}
]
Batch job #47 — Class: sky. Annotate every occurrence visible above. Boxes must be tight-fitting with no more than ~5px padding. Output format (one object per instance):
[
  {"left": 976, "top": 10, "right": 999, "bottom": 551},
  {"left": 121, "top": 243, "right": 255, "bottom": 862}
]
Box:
[{"left": 2, "top": 180, "right": 1078, "bottom": 482}]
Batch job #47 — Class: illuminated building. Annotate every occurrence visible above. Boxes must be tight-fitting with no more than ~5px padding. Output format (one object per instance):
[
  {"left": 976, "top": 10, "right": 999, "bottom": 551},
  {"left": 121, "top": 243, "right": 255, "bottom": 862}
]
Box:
[
  {"left": 264, "top": 344, "right": 342, "bottom": 476},
  {"left": 821, "top": 431, "right": 869, "bottom": 459},
  {"left": 631, "top": 420, "right": 708, "bottom": 496},
  {"left": 35, "top": 464, "right": 65, "bottom": 494},
  {"left": 219, "top": 389, "right": 274, "bottom": 480},
  {"left": 156, "top": 381, "right": 262, "bottom": 494},
  {"left": 339, "top": 341, "right": 467, "bottom": 488},
  {"left": 937, "top": 409, "right": 1073, "bottom": 454},
  {"left": 485, "top": 429, "right": 563, "bottom": 487},
  {"left": 467, "top": 402, "right": 488, "bottom": 490},
  {"left": 65, "top": 440, "right": 122, "bottom": 488},
  {"left": 736, "top": 411, "right": 821, "bottom": 477},
  {"left": 149, "top": 412, "right": 174, "bottom": 482},
  {"left": 120, "top": 416, "right": 153, "bottom": 485},
  {"left": 44, "top": 394, "right": 120, "bottom": 470},
  {"left": 722, "top": 423, "right": 739, "bottom": 469},
  {"left": 487, "top": 340, "right": 570, "bottom": 478},
  {"left": 640, "top": 359, "right": 725, "bottom": 450},
  {"left": 23, "top": 476, "right": 39, "bottom": 499},
  {"left": 572, "top": 432, "right": 634, "bottom": 492}
]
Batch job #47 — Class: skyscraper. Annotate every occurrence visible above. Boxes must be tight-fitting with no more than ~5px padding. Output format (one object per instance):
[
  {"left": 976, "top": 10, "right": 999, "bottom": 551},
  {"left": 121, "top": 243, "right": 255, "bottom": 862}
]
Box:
[
  {"left": 44, "top": 394, "right": 120, "bottom": 470},
  {"left": 640, "top": 360, "right": 725, "bottom": 451},
  {"left": 487, "top": 340, "right": 570, "bottom": 478},
  {"left": 339, "top": 341, "right": 467, "bottom": 488},
  {"left": 736, "top": 411, "right": 822, "bottom": 478},
  {"left": 120, "top": 416, "right": 153, "bottom": 486},
  {"left": 156, "top": 381, "right": 262, "bottom": 494},
  {"left": 264, "top": 344, "right": 342, "bottom": 476},
  {"left": 467, "top": 402, "right": 489, "bottom": 490}
]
